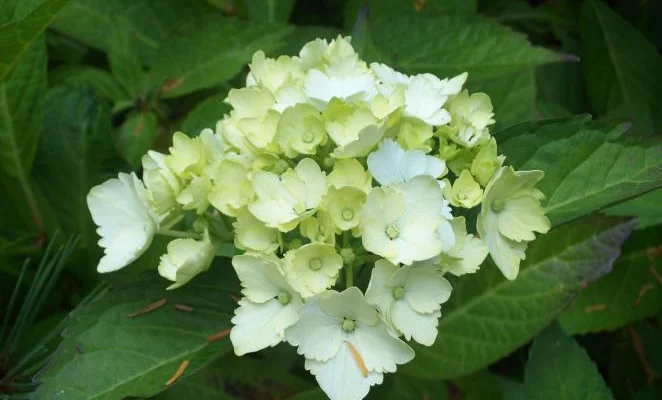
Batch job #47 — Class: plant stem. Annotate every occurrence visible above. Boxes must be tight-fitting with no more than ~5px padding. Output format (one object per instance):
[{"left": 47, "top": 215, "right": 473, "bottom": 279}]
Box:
[{"left": 343, "top": 231, "right": 353, "bottom": 288}]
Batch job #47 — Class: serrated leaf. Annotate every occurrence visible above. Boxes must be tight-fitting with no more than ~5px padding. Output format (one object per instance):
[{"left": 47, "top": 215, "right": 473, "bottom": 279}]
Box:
[
  {"left": 51, "top": 0, "right": 215, "bottom": 61},
  {"left": 32, "top": 87, "right": 124, "bottom": 248},
  {"left": 181, "top": 93, "right": 231, "bottom": 137},
  {"left": 496, "top": 116, "right": 662, "bottom": 226},
  {"left": 559, "top": 226, "right": 662, "bottom": 334},
  {"left": 508, "top": 324, "right": 613, "bottom": 400},
  {"left": 116, "top": 111, "right": 158, "bottom": 170},
  {"left": 34, "top": 267, "right": 237, "bottom": 400},
  {"left": 606, "top": 188, "right": 662, "bottom": 230},
  {"left": 581, "top": 0, "right": 662, "bottom": 135},
  {"left": 48, "top": 65, "right": 128, "bottom": 102},
  {"left": 149, "top": 16, "right": 292, "bottom": 98},
  {"left": 403, "top": 215, "right": 635, "bottom": 379},
  {"left": 369, "top": 15, "right": 561, "bottom": 80},
  {"left": 243, "top": 0, "right": 295, "bottom": 23},
  {"left": 0, "top": 0, "right": 70, "bottom": 81}
]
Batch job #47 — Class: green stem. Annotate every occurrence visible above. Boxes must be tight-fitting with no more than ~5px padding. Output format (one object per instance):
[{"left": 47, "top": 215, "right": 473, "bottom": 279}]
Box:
[
  {"left": 157, "top": 229, "right": 201, "bottom": 240},
  {"left": 343, "top": 231, "right": 353, "bottom": 288}
]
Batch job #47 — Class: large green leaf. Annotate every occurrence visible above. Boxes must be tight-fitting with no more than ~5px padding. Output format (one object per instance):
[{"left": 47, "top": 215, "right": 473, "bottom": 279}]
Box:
[
  {"left": 32, "top": 87, "right": 124, "bottom": 247},
  {"left": 181, "top": 93, "right": 231, "bottom": 137},
  {"left": 367, "top": 374, "right": 449, "bottom": 400},
  {"left": 116, "top": 110, "right": 158, "bottom": 170},
  {"left": 243, "top": 0, "right": 295, "bottom": 23},
  {"left": 507, "top": 324, "right": 613, "bottom": 400},
  {"left": 581, "top": 0, "right": 662, "bottom": 135},
  {"left": 606, "top": 188, "right": 662, "bottom": 230},
  {"left": 0, "top": 0, "right": 70, "bottom": 81},
  {"left": 344, "top": 0, "right": 477, "bottom": 29},
  {"left": 48, "top": 65, "right": 128, "bottom": 102},
  {"left": 148, "top": 16, "right": 292, "bottom": 98},
  {"left": 496, "top": 116, "right": 662, "bottom": 225},
  {"left": 0, "top": 37, "right": 47, "bottom": 233},
  {"left": 50, "top": 0, "right": 215, "bottom": 61},
  {"left": 369, "top": 15, "right": 561, "bottom": 80},
  {"left": 559, "top": 226, "right": 662, "bottom": 334},
  {"left": 34, "top": 266, "right": 237, "bottom": 399},
  {"left": 403, "top": 215, "right": 635, "bottom": 379}
]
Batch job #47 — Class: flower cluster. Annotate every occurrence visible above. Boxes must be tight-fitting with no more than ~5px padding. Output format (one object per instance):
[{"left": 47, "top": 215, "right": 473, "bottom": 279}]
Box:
[{"left": 86, "top": 36, "right": 550, "bottom": 400}]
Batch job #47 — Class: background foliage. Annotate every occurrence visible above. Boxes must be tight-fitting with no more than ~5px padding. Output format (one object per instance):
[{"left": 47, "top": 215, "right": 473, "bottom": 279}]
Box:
[{"left": 0, "top": 0, "right": 661, "bottom": 399}]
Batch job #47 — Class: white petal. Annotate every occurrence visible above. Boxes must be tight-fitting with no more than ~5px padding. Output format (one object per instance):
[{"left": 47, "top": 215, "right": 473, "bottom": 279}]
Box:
[
  {"left": 351, "top": 323, "right": 415, "bottom": 373},
  {"left": 230, "top": 298, "right": 299, "bottom": 356},
  {"left": 285, "top": 298, "right": 345, "bottom": 362},
  {"left": 305, "top": 343, "right": 383, "bottom": 400},
  {"left": 365, "top": 259, "right": 398, "bottom": 314},
  {"left": 390, "top": 303, "right": 441, "bottom": 346},
  {"left": 403, "top": 269, "right": 452, "bottom": 314},
  {"left": 232, "top": 254, "right": 280, "bottom": 303}
]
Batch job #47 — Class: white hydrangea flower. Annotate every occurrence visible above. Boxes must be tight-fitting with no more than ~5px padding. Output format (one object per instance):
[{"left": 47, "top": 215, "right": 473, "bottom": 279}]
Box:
[
  {"left": 286, "top": 287, "right": 414, "bottom": 400},
  {"left": 477, "top": 167, "right": 550, "bottom": 280},
  {"left": 442, "top": 90, "right": 495, "bottom": 148},
  {"left": 233, "top": 207, "right": 280, "bottom": 253},
  {"left": 361, "top": 175, "right": 453, "bottom": 265},
  {"left": 438, "top": 216, "right": 488, "bottom": 276},
  {"left": 283, "top": 243, "right": 343, "bottom": 298},
  {"left": 231, "top": 254, "right": 302, "bottom": 355},
  {"left": 367, "top": 139, "right": 446, "bottom": 186},
  {"left": 324, "top": 99, "right": 386, "bottom": 159},
  {"left": 158, "top": 230, "right": 215, "bottom": 289},
  {"left": 166, "top": 129, "right": 223, "bottom": 179},
  {"left": 207, "top": 159, "right": 254, "bottom": 217},
  {"left": 141, "top": 150, "right": 182, "bottom": 223},
  {"left": 366, "top": 259, "right": 452, "bottom": 345},
  {"left": 249, "top": 158, "right": 327, "bottom": 232},
  {"left": 327, "top": 158, "right": 373, "bottom": 194},
  {"left": 86, "top": 172, "right": 157, "bottom": 273},
  {"left": 403, "top": 72, "right": 467, "bottom": 126}
]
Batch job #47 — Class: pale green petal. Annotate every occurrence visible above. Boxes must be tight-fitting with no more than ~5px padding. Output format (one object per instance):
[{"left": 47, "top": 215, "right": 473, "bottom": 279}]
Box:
[
  {"left": 351, "top": 323, "right": 415, "bottom": 373},
  {"left": 365, "top": 259, "right": 398, "bottom": 314},
  {"left": 390, "top": 303, "right": 441, "bottom": 346},
  {"left": 232, "top": 254, "right": 282, "bottom": 303},
  {"left": 285, "top": 297, "right": 345, "bottom": 362}
]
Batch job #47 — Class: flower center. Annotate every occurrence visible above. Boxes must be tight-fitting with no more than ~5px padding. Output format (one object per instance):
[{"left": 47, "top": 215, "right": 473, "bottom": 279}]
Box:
[
  {"left": 385, "top": 225, "right": 400, "bottom": 240},
  {"left": 458, "top": 193, "right": 467, "bottom": 200},
  {"left": 491, "top": 199, "right": 505, "bottom": 213},
  {"left": 341, "top": 208, "right": 354, "bottom": 221},
  {"left": 277, "top": 291, "right": 291, "bottom": 305},
  {"left": 342, "top": 318, "right": 356, "bottom": 332},
  {"left": 302, "top": 131, "right": 315, "bottom": 144},
  {"left": 309, "top": 258, "right": 323, "bottom": 271},
  {"left": 392, "top": 286, "right": 405, "bottom": 300}
]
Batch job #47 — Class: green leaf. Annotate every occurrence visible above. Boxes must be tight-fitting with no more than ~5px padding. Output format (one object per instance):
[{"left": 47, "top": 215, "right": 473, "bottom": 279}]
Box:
[
  {"left": 455, "top": 370, "right": 503, "bottom": 400},
  {"left": 369, "top": 15, "right": 561, "bottom": 80},
  {"left": 50, "top": 0, "right": 216, "bottom": 61},
  {"left": 368, "top": 374, "right": 449, "bottom": 400},
  {"left": 289, "top": 389, "right": 327, "bottom": 400},
  {"left": 116, "top": 111, "right": 158, "bottom": 170},
  {"left": 581, "top": 0, "right": 662, "bottom": 135},
  {"left": 278, "top": 26, "right": 341, "bottom": 57},
  {"left": 48, "top": 65, "right": 128, "bottom": 102},
  {"left": 606, "top": 188, "right": 662, "bottom": 230},
  {"left": 32, "top": 87, "right": 124, "bottom": 246},
  {"left": 559, "top": 226, "right": 662, "bottom": 334},
  {"left": 496, "top": 116, "right": 662, "bottom": 226},
  {"left": 181, "top": 93, "right": 231, "bottom": 137},
  {"left": 34, "top": 267, "right": 237, "bottom": 399},
  {"left": 242, "top": 0, "right": 295, "bottom": 23},
  {"left": 469, "top": 68, "right": 536, "bottom": 131},
  {"left": 0, "top": 0, "right": 71, "bottom": 81},
  {"left": 403, "top": 215, "right": 635, "bottom": 379},
  {"left": 0, "top": 37, "right": 47, "bottom": 233},
  {"left": 108, "top": 18, "right": 144, "bottom": 96},
  {"left": 509, "top": 324, "right": 613, "bottom": 400},
  {"left": 149, "top": 16, "right": 291, "bottom": 98},
  {"left": 344, "top": 0, "right": 477, "bottom": 29}
]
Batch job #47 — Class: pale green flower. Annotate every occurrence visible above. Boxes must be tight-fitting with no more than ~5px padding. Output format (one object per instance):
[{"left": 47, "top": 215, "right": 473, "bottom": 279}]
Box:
[
  {"left": 324, "top": 99, "right": 385, "bottom": 158},
  {"left": 361, "top": 175, "right": 452, "bottom": 265},
  {"left": 87, "top": 172, "right": 157, "bottom": 273},
  {"left": 300, "top": 212, "right": 337, "bottom": 245},
  {"left": 471, "top": 137, "right": 505, "bottom": 187},
  {"left": 141, "top": 150, "right": 182, "bottom": 223},
  {"left": 477, "top": 167, "right": 550, "bottom": 280},
  {"left": 321, "top": 186, "right": 366, "bottom": 232},
  {"left": 208, "top": 159, "right": 254, "bottom": 217},
  {"left": 276, "top": 103, "right": 327, "bottom": 158},
  {"left": 166, "top": 129, "right": 223, "bottom": 179},
  {"left": 366, "top": 259, "right": 452, "bottom": 345},
  {"left": 441, "top": 90, "right": 494, "bottom": 148},
  {"left": 225, "top": 87, "right": 281, "bottom": 152},
  {"left": 233, "top": 207, "right": 280, "bottom": 253},
  {"left": 158, "top": 230, "right": 215, "bottom": 289},
  {"left": 402, "top": 72, "right": 466, "bottom": 126},
  {"left": 394, "top": 119, "right": 434, "bottom": 152},
  {"left": 283, "top": 243, "right": 343, "bottom": 298},
  {"left": 327, "top": 158, "right": 373, "bottom": 194},
  {"left": 176, "top": 174, "right": 212, "bottom": 214},
  {"left": 285, "top": 287, "right": 414, "bottom": 400},
  {"left": 249, "top": 158, "right": 327, "bottom": 232},
  {"left": 231, "top": 254, "right": 302, "bottom": 355},
  {"left": 367, "top": 139, "right": 446, "bottom": 187},
  {"left": 438, "top": 217, "right": 488, "bottom": 276},
  {"left": 443, "top": 170, "right": 483, "bottom": 209},
  {"left": 246, "top": 51, "right": 304, "bottom": 96}
]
